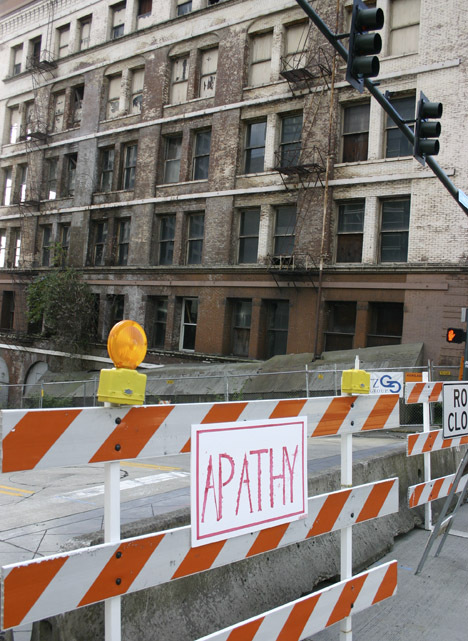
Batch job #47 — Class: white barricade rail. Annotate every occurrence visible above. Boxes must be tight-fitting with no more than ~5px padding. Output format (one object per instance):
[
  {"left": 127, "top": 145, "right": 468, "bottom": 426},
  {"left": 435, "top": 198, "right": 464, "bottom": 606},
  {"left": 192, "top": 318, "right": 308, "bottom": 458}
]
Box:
[
  {"left": 408, "top": 473, "right": 468, "bottom": 508},
  {"left": 1, "top": 395, "right": 399, "bottom": 473},
  {"left": 407, "top": 429, "right": 468, "bottom": 456},
  {"left": 1, "top": 479, "right": 398, "bottom": 629},
  {"left": 195, "top": 562, "right": 397, "bottom": 641},
  {"left": 405, "top": 382, "right": 443, "bottom": 404}
]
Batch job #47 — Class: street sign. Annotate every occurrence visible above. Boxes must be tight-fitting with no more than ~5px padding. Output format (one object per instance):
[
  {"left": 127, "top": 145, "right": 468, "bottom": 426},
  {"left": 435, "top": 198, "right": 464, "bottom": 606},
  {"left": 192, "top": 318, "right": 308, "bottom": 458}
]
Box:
[
  {"left": 191, "top": 417, "right": 308, "bottom": 547},
  {"left": 370, "top": 372, "right": 403, "bottom": 396},
  {"left": 443, "top": 382, "right": 468, "bottom": 439}
]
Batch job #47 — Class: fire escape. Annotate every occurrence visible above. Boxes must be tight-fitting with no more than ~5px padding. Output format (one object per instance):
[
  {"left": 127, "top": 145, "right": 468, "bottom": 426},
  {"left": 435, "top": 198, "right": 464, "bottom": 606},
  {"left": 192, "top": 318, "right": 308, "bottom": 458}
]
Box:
[{"left": 268, "top": 19, "right": 335, "bottom": 288}]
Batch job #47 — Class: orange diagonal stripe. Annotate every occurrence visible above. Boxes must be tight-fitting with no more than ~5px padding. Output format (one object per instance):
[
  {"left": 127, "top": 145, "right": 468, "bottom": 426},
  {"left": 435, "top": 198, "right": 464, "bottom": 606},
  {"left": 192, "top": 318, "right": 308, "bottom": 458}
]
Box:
[
  {"left": 276, "top": 594, "right": 321, "bottom": 641},
  {"left": 362, "top": 395, "right": 398, "bottom": 431},
  {"left": 2, "top": 409, "right": 81, "bottom": 472},
  {"left": 409, "top": 484, "right": 425, "bottom": 508},
  {"left": 307, "top": 490, "right": 351, "bottom": 537},
  {"left": 326, "top": 573, "right": 367, "bottom": 627},
  {"left": 269, "top": 399, "right": 308, "bottom": 419},
  {"left": 247, "top": 523, "right": 290, "bottom": 557},
  {"left": 429, "top": 382, "right": 443, "bottom": 402},
  {"left": 355, "top": 480, "right": 394, "bottom": 523},
  {"left": 89, "top": 405, "right": 174, "bottom": 463},
  {"left": 172, "top": 539, "right": 226, "bottom": 579},
  {"left": 201, "top": 402, "right": 249, "bottom": 424},
  {"left": 422, "top": 432, "right": 438, "bottom": 452},
  {"left": 372, "top": 562, "right": 397, "bottom": 604},
  {"left": 407, "top": 383, "right": 424, "bottom": 404},
  {"left": 428, "top": 478, "right": 444, "bottom": 501},
  {"left": 226, "top": 618, "right": 264, "bottom": 641},
  {"left": 313, "top": 397, "right": 355, "bottom": 437},
  {"left": 3, "top": 556, "right": 68, "bottom": 629},
  {"left": 79, "top": 534, "right": 164, "bottom": 606},
  {"left": 407, "top": 433, "right": 417, "bottom": 456}
]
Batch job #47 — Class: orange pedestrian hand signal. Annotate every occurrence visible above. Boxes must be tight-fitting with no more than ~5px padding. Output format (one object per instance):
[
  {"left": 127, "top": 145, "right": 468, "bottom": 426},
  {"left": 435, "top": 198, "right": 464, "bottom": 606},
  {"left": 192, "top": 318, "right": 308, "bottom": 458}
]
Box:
[{"left": 446, "top": 328, "right": 466, "bottom": 344}]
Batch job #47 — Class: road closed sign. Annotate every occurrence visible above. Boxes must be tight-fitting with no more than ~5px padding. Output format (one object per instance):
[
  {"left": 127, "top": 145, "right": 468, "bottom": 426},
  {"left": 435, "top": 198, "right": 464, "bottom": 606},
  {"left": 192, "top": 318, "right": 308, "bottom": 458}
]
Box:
[
  {"left": 191, "top": 417, "right": 308, "bottom": 547},
  {"left": 443, "top": 382, "right": 468, "bottom": 439}
]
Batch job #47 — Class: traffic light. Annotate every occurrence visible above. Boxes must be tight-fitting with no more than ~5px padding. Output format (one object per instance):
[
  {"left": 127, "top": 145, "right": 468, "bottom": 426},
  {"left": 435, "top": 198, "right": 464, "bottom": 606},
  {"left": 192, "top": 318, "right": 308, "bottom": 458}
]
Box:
[
  {"left": 413, "top": 91, "right": 443, "bottom": 165},
  {"left": 446, "top": 328, "right": 466, "bottom": 344},
  {"left": 346, "top": 0, "right": 384, "bottom": 93}
]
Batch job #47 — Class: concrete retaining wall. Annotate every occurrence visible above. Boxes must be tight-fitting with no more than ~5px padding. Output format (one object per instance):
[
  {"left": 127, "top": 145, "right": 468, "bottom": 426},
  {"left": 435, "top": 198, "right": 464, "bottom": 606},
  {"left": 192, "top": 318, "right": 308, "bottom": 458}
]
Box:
[{"left": 31, "top": 445, "right": 464, "bottom": 641}]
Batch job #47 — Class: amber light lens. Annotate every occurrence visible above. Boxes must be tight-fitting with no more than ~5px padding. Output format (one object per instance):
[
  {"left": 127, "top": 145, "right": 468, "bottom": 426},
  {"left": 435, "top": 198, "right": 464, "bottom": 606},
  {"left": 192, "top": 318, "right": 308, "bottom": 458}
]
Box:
[{"left": 107, "top": 320, "right": 147, "bottom": 369}]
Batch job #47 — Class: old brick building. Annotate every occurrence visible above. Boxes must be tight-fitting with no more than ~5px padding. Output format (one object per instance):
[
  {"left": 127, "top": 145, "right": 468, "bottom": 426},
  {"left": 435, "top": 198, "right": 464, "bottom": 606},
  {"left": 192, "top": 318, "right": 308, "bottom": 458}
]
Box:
[{"left": 0, "top": 0, "right": 467, "bottom": 385}]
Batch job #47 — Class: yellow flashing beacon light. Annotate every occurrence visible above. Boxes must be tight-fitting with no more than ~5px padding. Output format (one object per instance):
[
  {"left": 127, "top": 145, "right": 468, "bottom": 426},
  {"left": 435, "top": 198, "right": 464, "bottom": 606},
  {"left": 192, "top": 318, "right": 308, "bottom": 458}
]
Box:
[{"left": 97, "top": 320, "right": 147, "bottom": 405}]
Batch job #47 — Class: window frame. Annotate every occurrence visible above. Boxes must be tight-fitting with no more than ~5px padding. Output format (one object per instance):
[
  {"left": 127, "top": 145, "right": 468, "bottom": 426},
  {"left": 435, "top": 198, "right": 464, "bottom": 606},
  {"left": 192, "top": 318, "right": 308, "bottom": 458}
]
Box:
[
  {"left": 192, "top": 129, "right": 211, "bottom": 181},
  {"left": 170, "top": 56, "right": 190, "bottom": 104},
  {"left": 111, "top": 2, "right": 126, "bottom": 40},
  {"left": 231, "top": 299, "right": 252, "bottom": 357},
  {"left": 92, "top": 219, "right": 108, "bottom": 266},
  {"left": 158, "top": 215, "right": 176, "bottom": 265},
  {"left": 279, "top": 112, "right": 303, "bottom": 168},
  {"left": 199, "top": 47, "right": 218, "bottom": 98},
  {"left": 122, "top": 143, "right": 137, "bottom": 190},
  {"left": 186, "top": 212, "right": 204, "bottom": 265},
  {"left": 380, "top": 198, "right": 410, "bottom": 263},
  {"left": 238, "top": 208, "right": 260, "bottom": 264},
  {"left": 342, "top": 102, "right": 370, "bottom": 163},
  {"left": 163, "top": 135, "right": 183, "bottom": 184},
  {"left": 116, "top": 218, "right": 131, "bottom": 265},
  {"left": 99, "top": 147, "right": 115, "bottom": 192},
  {"left": 385, "top": 95, "right": 415, "bottom": 158},
  {"left": 273, "top": 205, "right": 296, "bottom": 256},
  {"left": 336, "top": 200, "right": 365, "bottom": 263},
  {"left": 249, "top": 31, "right": 273, "bottom": 86},
  {"left": 179, "top": 297, "right": 198, "bottom": 351},
  {"left": 244, "top": 119, "right": 267, "bottom": 174},
  {"left": 41, "top": 225, "right": 53, "bottom": 267}
]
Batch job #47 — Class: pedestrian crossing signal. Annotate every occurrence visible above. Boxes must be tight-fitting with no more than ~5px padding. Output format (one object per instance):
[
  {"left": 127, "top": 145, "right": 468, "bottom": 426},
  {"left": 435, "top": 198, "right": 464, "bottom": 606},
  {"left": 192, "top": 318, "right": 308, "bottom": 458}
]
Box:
[{"left": 446, "top": 328, "right": 466, "bottom": 344}]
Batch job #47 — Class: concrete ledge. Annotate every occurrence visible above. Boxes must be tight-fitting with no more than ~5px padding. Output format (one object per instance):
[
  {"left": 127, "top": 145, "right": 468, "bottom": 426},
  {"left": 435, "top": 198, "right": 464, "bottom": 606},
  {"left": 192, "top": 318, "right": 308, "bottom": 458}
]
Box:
[{"left": 32, "top": 445, "right": 464, "bottom": 641}]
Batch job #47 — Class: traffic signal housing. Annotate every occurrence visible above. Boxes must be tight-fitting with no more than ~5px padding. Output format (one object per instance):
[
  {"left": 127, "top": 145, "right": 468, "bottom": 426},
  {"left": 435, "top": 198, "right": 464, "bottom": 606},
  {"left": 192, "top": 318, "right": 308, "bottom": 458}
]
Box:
[
  {"left": 446, "top": 328, "right": 466, "bottom": 344},
  {"left": 414, "top": 91, "right": 443, "bottom": 165},
  {"left": 346, "top": 0, "right": 384, "bottom": 93}
]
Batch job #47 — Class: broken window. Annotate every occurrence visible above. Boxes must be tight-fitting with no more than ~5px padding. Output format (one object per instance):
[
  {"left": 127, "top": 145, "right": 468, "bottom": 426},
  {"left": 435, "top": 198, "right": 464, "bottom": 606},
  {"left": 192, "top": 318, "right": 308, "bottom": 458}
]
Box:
[
  {"left": 106, "top": 75, "right": 121, "bottom": 119},
  {"left": 170, "top": 56, "right": 189, "bottom": 104},
  {"left": 52, "top": 92, "right": 66, "bottom": 132},
  {"left": 199, "top": 48, "right": 217, "bottom": 98},
  {"left": 131, "top": 69, "right": 144, "bottom": 114}
]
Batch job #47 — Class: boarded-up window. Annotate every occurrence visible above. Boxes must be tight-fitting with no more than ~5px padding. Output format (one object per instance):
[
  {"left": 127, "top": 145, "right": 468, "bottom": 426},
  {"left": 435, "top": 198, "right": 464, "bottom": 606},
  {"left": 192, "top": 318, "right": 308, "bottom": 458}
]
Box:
[
  {"left": 107, "top": 75, "right": 121, "bottom": 118},
  {"left": 131, "top": 69, "right": 144, "bottom": 114},
  {"left": 283, "top": 22, "right": 308, "bottom": 69},
  {"left": 389, "top": 0, "right": 420, "bottom": 55},
  {"left": 336, "top": 201, "right": 364, "bottom": 263},
  {"left": 112, "top": 2, "right": 126, "bottom": 39},
  {"left": 53, "top": 92, "right": 65, "bottom": 132},
  {"left": 342, "top": 103, "right": 369, "bottom": 162},
  {"left": 249, "top": 32, "right": 273, "bottom": 86},
  {"left": 57, "top": 25, "right": 70, "bottom": 58},
  {"left": 199, "top": 48, "right": 217, "bottom": 98},
  {"left": 170, "top": 56, "right": 189, "bottom": 104},
  {"left": 72, "top": 86, "right": 84, "bottom": 126},
  {"left": 9, "top": 107, "right": 20, "bottom": 144},
  {"left": 79, "top": 17, "right": 91, "bottom": 50}
]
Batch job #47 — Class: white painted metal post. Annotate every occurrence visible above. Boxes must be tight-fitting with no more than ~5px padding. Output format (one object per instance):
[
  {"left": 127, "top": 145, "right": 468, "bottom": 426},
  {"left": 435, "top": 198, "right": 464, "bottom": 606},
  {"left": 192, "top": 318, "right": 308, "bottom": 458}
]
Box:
[
  {"left": 422, "top": 371, "right": 432, "bottom": 530},
  {"left": 104, "top": 404, "right": 121, "bottom": 641}
]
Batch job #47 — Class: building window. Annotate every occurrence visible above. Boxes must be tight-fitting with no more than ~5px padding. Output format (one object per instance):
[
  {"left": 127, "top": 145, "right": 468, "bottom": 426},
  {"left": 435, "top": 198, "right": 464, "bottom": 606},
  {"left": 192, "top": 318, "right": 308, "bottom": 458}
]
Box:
[
  {"left": 72, "top": 86, "right": 84, "bottom": 127},
  {"left": 158, "top": 215, "right": 175, "bottom": 265},
  {"left": 19, "top": 165, "right": 28, "bottom": 203},
  {"left": 92, "top": 220, "right": 108, "bottom": 265},
  {"left": 385, "top": 96, "right": 415, "bottom": 158},
  {"left": 342, "top": 103, "right": 370, "bottom": 162},
  {"left": 336, "top": 201, "right": 364, "bottom": 263},
  {"left": 249, "top": 31, "right": 273, "bottom": 86},
  {"left": 324, "top": 301, "right": 356, "bottom": 351},
  {"left": 22, "top": 101, "right": 35, "bottom": 139},
  {"left": 164, "top": 135, "right": 182, "bottom": 183},
  {"left": 100, "top": 148, "right": 115, "bottom": 192},
  {"left": 11, "top": 45, "right": 23, "bottom": 76},
  {"left": 170, "top": 56, "right": 189, "bottom": 104},
  {"left": 57, "top": 24, "right": 70, "bottom": 58},
  {"left": 41, "top": 225, "right": 53, "bottom": 266},
  {"left": 66, "top": 154, "right": 77, "bottom": 196},
  {"left": 123, "top": 144, "right": 137, "bottom": 190},
  {"left": 186, "top": 213, "right": 204, "bottom": 264},
  {"left": 282, "top": 22, "right": 308, "bottom": 70},
  {"left": 231, "top": 299, "right": 252, "bottom": 357},
  {"left": 131, "top": 69, "right": 144, "bottom": 114},
  {"left": 3, "top": 169, "right": 12, "bottom": 206},
  {"left": 11, "top": 229, "right": 21, "bottom": 267},
  {"left": 79, "top": 16, "right": 92, "bottom": 50},
  {"left": 106, "top": 75, "right": 122, "bottom": 119},
  {"left": 180, "top": 297, "right": 198, "bottom": 351},
  {"left": 265, "top": 300, "right": 289, "bottom": 358},
  {"left": 199, "top": 48, "right": 218, "bottom": 98},
  {"left": 46, "top": 159, "right": 58, "bottom": 200},
  {"left": 147, "top": 297, "right": 168, "bottom": 349},
  {"left": 274, "top": 205, "right": 296, "bottom": 256},
  {"left": 108, "top": 294, "right": 125, "bottom": 328},
  {"left": 238, "top": 209, "right": 260, "bottom": 264},
  {"left": 137, "top": 0, "right": 152, "bottom": 17},
  {"left": 59, "top": 224, "right": 70, "bottom": 266},
  {"left": 367, "top": 302, "right": 404, "bottom": 347},
  {"left": 1, "top": 292, "right": 15, "bottom": 330},
  {"left": 245, "top": 120, "right": 267, "bottom": 174},
  {"left": 279, "top": 113, "right": 303, "bottom": 168},
  {"left": 29, "top": 36, "right": 41, "bottom": 66},
  {"left": 52, "top": 92, "right": 66, "bottom": 132},
  {"left": 8, "top": 106, "right": 20, "bottom": 144},
  {"left": 389, "top": 0, "right": 420, "bottom": 56},
  {"left": 177, "top": 0, "right": 192, "bottom": 16},
  {"left": 0, "top": 231, "right": 6, "bottom": 268},
  {"left": 192, "top": 130, "right": 211, "bottom": 180},
  {"left": 111, "top": 2, "right": 126, "bottom": 39},
  {"left": 380, "top": 199, "right": 410, "bottom": 262},
  {"left": 116, "top": 219, "right": 130, "bottom": 265}
]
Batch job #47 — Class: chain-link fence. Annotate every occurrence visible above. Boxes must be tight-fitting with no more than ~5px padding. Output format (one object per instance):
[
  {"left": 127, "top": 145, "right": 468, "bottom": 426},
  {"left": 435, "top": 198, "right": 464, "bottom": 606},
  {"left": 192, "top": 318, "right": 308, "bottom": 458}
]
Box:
[{"left": 1, "top": 363, "right": 459, "bottom": 428}]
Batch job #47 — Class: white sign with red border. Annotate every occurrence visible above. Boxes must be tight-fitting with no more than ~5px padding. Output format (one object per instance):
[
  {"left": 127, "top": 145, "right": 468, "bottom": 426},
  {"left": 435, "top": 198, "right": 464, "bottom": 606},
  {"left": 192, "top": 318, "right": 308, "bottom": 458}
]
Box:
[
  {"left": 191, "top": 417, "right": 308, "bottom": 547},
  {"left": 443, "top": 382, "right": 468, "bottom": 439}
]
